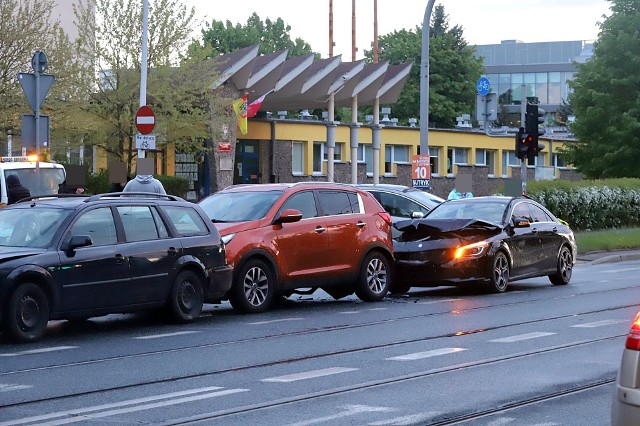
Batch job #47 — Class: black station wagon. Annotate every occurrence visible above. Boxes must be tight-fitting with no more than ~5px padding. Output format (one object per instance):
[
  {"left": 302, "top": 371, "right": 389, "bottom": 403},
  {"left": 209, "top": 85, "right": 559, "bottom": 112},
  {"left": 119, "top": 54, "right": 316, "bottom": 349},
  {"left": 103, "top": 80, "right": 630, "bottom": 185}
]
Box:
[{"left": 0, "top": 193, "right": 232, "bottom": 343}]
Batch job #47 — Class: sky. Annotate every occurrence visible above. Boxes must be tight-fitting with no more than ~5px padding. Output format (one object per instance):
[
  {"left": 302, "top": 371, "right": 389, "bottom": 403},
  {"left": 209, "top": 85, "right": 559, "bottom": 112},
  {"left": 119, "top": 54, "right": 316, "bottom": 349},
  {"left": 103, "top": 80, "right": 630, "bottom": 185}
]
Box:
[{"left": 183, "top": 0, "right": 612, "bottom": 59}]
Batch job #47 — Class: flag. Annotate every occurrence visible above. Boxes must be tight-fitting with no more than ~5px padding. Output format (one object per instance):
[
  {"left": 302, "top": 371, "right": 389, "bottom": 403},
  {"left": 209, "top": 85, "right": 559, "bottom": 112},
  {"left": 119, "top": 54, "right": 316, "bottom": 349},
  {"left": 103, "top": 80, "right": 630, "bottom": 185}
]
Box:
[
  {"left": 233, "top": 94, "right": 248, "bottom": 135},
  {"left": 247, "top": 93, "right": 267, "bottom": 118}
]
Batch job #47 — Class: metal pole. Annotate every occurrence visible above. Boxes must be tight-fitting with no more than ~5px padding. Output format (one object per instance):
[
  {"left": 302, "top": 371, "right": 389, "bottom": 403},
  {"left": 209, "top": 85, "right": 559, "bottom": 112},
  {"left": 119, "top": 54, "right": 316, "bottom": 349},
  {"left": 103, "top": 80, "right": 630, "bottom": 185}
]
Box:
[
  {"left": 372, "top": 98, "right": 380, "bottom": 184},
  {"left": 350, "top": 96, "right": 359, "bottom": 184},
  {"left": 327, "top": 94, "right": 335, "bottom": 182},
  {"left": 35, "top": 54, "right": 41, "bottom": 192},
  {"left": 7, "top": 130, "right": 12, "bottom": 156},
  {"left": 419, "top": 0, "right": 436, "bottom": 156},
  {"left": 521, "top": 84, "right": 527, "bottom": 195},
  {"left": 138, "top": 0, "right": 149, "bottom": 160}
]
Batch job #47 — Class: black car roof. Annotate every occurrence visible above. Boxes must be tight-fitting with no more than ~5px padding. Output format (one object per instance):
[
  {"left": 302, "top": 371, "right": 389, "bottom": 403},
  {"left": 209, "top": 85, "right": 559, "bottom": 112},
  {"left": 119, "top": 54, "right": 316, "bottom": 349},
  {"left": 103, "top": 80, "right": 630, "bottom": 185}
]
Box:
[{"left": 11, "top": 193, "right": 188, "bottom": 208}]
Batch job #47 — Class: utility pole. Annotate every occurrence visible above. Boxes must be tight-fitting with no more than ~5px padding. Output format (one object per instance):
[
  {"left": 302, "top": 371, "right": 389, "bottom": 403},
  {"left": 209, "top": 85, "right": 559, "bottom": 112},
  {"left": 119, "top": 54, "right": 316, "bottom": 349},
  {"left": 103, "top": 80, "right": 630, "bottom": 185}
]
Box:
[
  {"left": 419, "top": 0, "right": 436, "bottom": 156},
  {"left": 138, "top": 0, "right": 149, "bottom": 160}
]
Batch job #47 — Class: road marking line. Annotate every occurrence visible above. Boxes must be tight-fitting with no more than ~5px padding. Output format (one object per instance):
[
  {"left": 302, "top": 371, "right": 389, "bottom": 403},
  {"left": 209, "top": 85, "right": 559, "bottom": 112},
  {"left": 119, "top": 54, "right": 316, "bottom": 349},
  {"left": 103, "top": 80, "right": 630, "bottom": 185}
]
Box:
[
  {"left": 286, "top": 405, "right": 394, "bottom": 426},
  {"left": 571, "top": 319, "right": 628, "bottom": 328},
  {"left": 485, "top": 418, "right": 516, "bottom": 426},
  {"left": 0, "top": 346, "right": 77, "bottom": 357},
  {"left": 416, "top": 298, "right": 462, "bottom": 305},
  {"left": 490, "top": 332, "right": 556, "bottom": 343},
  {"left": 339, "top": 311, "right": 361, "bottom": 314},
  {"left": 0, "top": 386, "right": 226, "bottom": 426},
  {"left": 601, "top": 268, "right": 640, "bottom": 273},
  {"left": 247, "top": 318, "right": 304, "bottom": 325},
  {"left": 38, "top": 389, "right": 249, "bottom": 426},
  {"left": 386, "top": 347, "right": 466, "bottom": 361},
  {"left": 366, "top": 307, "right": 388, "bottom": 311},
  {"left": 368, "top": 411, "right": 440, "bottom": 425},
  {"left": 0, "top": 384, "right": 32, "bottom": 392},
  {"left": 261, "top": 367, "right": 358, "bottom": 383},
  {"left": 134, "top": 331, "right": 199, "bottom": 340}
]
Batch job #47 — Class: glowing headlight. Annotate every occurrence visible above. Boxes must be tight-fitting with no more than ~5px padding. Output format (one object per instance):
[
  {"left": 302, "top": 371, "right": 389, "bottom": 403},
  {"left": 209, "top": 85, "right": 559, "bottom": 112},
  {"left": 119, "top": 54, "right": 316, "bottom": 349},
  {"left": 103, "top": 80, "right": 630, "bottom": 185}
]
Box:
[{"left": 454, "top": 241, "right": 488, "bottom": 259}]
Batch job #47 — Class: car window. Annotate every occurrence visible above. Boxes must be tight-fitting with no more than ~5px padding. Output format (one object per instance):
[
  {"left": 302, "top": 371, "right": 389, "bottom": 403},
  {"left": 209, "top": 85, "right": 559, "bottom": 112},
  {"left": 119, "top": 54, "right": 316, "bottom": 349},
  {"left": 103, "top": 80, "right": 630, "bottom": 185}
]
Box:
[
  {"left": 378, "top": 192, "right": 428, "bottom": 218},
  {"left": 0, "top": 208, "right": 70, "bottom": 248},
  {"left": 280, "top": 191, "right": 318, "bottom": 219},
  {"left": 528, "top": 203, "right": 553, "bottom": 222},
  {"left": 151, "top": 207, "right": 169, "bottom": 238},
  {"left": 428, "top": 201, "right": 508, "bottom": 224},
  {"left": 317, "top": 190, "right": 354, "bottom": 216},
  {"left": 511, "top": 202, "right": 533, "bottom": 222},
  {"left": 117, "top": 206, "right": 159, "bottom": 242},
  {"left": 70, "top": 207, "right": 117, "bottom": 246},
  {"left": 348, "top": 192, "right": 363, "bottom": 214},
  {"left": 163, "top": 206, "right": 209, "bottom": 236},
  {"left": 199, "top": 190, "right": 283, "bottom": 222}
]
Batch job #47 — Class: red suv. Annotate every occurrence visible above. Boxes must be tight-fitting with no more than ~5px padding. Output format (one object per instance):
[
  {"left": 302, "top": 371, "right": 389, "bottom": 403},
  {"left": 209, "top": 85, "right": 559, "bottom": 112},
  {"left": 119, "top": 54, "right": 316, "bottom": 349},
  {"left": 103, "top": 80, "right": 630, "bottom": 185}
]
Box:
[{"left": 198, "top": 183, "right": 394, "bottom": 313}]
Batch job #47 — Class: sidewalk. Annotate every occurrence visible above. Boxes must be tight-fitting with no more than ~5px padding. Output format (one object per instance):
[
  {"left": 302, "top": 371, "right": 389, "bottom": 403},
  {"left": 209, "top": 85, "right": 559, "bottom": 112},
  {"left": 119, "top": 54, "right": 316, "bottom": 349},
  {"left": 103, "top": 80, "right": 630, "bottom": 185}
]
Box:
[{"left": 576, "top": 249, "right": 640, "bottom": 265}]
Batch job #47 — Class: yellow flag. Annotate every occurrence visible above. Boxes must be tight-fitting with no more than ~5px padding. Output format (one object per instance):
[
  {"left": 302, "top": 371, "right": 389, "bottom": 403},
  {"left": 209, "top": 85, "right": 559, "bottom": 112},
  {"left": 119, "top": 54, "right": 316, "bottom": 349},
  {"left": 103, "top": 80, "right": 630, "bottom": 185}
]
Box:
[{"left": 233, "top": 95, "right": 248, "bottom": 135}]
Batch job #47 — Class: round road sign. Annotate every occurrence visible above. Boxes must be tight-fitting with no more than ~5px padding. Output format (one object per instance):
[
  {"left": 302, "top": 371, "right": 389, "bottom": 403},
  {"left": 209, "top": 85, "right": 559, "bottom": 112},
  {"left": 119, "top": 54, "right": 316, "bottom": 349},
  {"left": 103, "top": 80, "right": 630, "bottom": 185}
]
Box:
[
  {"left": 476, "top": 77, "right": 490, "bottom": 96},
  {"left": 135, "top": 105, "right": 155, "bottom": 135}
]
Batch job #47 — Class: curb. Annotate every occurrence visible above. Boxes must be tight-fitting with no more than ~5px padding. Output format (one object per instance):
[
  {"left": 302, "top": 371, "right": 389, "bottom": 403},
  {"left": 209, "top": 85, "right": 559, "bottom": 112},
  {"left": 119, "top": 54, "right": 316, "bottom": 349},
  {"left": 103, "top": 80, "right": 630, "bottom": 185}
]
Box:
[{"left": 589, "top": 253, "right": 640, "bottom": 265}]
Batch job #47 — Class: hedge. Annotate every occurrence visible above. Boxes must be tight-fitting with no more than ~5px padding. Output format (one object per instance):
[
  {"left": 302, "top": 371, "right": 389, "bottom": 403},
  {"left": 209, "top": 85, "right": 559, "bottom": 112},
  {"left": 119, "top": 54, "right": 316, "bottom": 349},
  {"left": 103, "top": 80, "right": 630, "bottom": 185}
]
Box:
[
  {"left": 85, "top": 169, "right": 190, "bottom": 199},
  {"left": 525, "top": 179, "right": 640, "bottom": 231}
]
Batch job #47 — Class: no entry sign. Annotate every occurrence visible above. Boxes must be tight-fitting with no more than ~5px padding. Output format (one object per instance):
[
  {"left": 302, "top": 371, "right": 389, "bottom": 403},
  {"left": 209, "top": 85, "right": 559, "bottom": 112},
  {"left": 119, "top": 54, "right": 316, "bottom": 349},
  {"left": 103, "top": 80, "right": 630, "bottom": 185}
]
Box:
[{"left": 135, "top": 105, "right": 155, "bottom": 135}]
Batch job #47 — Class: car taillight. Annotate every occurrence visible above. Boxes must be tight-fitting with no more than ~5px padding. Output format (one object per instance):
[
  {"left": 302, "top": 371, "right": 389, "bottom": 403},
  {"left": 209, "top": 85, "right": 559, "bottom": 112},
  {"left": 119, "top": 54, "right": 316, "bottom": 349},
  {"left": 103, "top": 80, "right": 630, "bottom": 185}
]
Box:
[
  {"left": 625, "top": 311, "right": 640, "bottom": 351},
  {"left": 377, "top": 211, "right": 392, "bottom": 226}
]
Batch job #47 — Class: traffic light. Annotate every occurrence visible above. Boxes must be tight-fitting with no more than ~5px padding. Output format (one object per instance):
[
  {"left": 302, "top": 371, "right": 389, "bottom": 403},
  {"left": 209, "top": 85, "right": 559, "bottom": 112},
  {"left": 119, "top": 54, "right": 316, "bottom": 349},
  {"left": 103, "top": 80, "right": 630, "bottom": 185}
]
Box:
[
  {"left": 515, "top": 127, "right": 530, "bottom": 160},
  {"left": 525, "top": 103, "right": 545, "bottom": 159}
]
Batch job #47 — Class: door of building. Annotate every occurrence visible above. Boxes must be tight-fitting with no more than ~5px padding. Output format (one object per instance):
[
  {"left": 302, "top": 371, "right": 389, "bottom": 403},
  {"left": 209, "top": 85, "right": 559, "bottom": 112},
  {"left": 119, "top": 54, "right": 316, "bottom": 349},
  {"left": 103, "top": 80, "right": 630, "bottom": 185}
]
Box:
[{"left": 234, "top": 140, "right": 260, "bottom": 184}]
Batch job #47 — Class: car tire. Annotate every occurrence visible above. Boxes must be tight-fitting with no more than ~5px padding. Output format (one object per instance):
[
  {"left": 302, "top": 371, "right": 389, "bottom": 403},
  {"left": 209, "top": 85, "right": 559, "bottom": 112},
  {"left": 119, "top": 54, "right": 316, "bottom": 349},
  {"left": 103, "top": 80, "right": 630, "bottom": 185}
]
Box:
[
  {"left": 3, "top": 283, "right": 50, "bottom": 343},
  {"left": 486, "top": 251, "right": 509, "bottom": 293},
  {"left": 168, "top": 270, "right": 204, "bottom": 322},
  {"left": 355, "top": 252, "right": 390, "bottom": 302},
  {"left": 549, "top": 245, "right": 573, "bottom": 286},
  {"left": 229, "top": 259, "right": 275, "bottom": 314}
]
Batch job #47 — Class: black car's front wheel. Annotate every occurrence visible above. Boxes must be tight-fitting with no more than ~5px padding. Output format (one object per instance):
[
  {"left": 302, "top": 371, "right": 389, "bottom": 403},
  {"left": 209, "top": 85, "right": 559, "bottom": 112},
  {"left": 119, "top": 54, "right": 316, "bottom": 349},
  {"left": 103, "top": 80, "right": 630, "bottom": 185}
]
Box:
[
  {"left": 355, "top": 252, "right": 390, "bottom": 302},
  {"left": 168, "top": 270, "right": 204, "bottom": 322},
  {"left": 3, "top": 283, "right": 50, "bottom": 343},
  {"left": 229, "top": 259, "right": 275, "bottom": 313},
  {"left": 549, "top": 245, "right": 573, "bottom": 285},
  {"left": 486, "top": 251, "right": 510, "bottom": 293}
]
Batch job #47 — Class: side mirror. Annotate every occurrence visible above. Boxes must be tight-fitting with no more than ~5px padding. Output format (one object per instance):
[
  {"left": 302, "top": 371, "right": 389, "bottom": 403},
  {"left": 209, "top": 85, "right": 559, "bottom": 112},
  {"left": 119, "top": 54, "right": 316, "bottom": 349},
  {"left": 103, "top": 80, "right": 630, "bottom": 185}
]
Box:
[
  {"left": 411, "top": 211, "right": 425, "bottom": 219},
  {"left": 512, "top": 216, "right": 531, "bottom": 228},
  {"left": 274, "top": 208, "right": 302, "bottom": 225},
  {"left": 62, "top": 235, "right": 93, "bottom": 251}
]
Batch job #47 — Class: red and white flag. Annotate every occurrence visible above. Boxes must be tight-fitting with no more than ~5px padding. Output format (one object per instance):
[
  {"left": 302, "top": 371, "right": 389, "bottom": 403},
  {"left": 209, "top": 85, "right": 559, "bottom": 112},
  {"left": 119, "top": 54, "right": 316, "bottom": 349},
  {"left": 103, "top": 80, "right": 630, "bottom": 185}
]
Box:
[{"left": 247, "top": 93, "right": 267, "bottom": 118}]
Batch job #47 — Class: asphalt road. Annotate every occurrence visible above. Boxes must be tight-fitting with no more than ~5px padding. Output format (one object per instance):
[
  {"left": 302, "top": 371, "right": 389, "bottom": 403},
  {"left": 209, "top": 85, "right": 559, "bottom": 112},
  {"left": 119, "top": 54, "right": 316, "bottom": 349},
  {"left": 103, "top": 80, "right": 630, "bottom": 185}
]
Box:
[{"left": 1, "top": 255, "right": 639, "bottom": 426}]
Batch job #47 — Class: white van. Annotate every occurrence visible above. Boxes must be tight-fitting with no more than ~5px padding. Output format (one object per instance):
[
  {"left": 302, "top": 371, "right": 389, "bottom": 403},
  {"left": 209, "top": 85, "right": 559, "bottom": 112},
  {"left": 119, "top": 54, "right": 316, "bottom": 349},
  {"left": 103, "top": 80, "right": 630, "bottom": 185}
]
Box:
[{"left": 0, "top": 157, "right": 66, "bottom": 206}]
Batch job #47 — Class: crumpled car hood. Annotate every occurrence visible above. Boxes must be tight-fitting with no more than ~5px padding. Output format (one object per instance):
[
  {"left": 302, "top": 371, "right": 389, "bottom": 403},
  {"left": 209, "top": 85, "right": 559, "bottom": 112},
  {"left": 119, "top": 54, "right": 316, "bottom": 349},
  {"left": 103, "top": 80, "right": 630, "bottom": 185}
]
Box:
[{"left": 395, "top": 218, "right": 502, "bottom": 243}]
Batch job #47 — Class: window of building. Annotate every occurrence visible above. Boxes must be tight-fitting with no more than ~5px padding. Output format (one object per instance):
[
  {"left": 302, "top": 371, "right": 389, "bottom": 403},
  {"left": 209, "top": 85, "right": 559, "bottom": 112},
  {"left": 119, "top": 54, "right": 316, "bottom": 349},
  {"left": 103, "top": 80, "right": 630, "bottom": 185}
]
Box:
[
  {"left": 446, "top": 148, "right": 469, "bottom": 175},
  {"left": 292, "top": 142, "right": 304, "bottom": 175},
  {"left": 313, "top": 142, "right": 343, "bottom": 175},
  {"left": 357, "top": 144, "right": 373, "bottom": 175},
  {"left": 429, "top": 147, "right": 439, "bottom": 175},
  {"left": 535, "top": 72, "right": 548, "bottom": 103},
  {"left": 548, "top": 72, "right": 562, "bottom": 104},
  {"left": 475, "top": 149, "right": 496, "bottom": 176},
  {"left": 384, "top": 145, "right": 410, "bottom": 175},
  {"left": 553, "top": 153, "right": 567, "bottom": 168},
  {"left": 502, "top": 151, "right": 520, "bottom": 176}
]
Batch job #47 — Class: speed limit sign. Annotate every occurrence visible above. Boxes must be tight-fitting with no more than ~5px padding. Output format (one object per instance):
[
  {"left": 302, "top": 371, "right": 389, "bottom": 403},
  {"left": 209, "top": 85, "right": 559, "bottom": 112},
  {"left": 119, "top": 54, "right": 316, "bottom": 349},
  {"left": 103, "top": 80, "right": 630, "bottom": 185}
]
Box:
[{"left": 411, "top": 154, "right": 431, "bottom": 189}]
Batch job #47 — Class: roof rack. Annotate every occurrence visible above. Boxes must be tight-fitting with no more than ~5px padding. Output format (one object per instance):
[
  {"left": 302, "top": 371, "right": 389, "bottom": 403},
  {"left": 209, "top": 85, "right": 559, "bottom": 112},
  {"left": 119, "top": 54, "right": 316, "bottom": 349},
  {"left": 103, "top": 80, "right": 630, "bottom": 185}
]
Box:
[
  {"left": 84, "top": 192, "right": 185, "bottom": 202},
  {"left": 15, "top": 194, "right": 90, "bottom": 203}
]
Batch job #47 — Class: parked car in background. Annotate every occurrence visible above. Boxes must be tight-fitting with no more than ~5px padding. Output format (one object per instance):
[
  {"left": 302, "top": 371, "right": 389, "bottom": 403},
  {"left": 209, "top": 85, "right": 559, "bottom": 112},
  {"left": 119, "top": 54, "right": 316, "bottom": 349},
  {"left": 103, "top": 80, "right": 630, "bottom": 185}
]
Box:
[
  {"left": 612, "top": 310, "right": 640, "bottom": 426},
  {"left": 198, "top": 183, "right": 394, "bottom": 313},
  {"left": 392, "top": 196, "right": 576, "bottom": 294},
  {"left": 357, "top": 184, "right": 444, "bottom": 226},
  {"left": 0, "top": 193, "right": 232, "bottom": 343}
]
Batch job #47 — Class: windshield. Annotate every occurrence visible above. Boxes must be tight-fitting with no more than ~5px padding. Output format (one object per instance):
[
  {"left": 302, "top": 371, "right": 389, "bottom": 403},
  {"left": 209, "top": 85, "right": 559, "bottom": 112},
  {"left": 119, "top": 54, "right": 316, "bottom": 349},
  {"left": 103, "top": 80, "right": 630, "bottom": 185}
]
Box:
[
  {"left": 4, "top": 168, "right": 66, "bottom": 197},
  {"left": 199, "top": 190, "right": 284, "bottom": 222},
  {"left": 427, "top": 200, "right": 509, "bottom": 225},
  {"left": 0, "top": 207, "right": 71, "bottom": 248}
]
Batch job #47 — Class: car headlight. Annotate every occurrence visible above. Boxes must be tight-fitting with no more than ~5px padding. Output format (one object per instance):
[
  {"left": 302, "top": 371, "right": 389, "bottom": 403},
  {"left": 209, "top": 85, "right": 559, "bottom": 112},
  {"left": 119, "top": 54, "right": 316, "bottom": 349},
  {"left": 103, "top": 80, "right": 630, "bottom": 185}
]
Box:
[
  {"left": 221, "top": 233, "right": 235, "bottom": 245},
  {"left": 454, "top": 241, "right": 488, "bottom": 259}
]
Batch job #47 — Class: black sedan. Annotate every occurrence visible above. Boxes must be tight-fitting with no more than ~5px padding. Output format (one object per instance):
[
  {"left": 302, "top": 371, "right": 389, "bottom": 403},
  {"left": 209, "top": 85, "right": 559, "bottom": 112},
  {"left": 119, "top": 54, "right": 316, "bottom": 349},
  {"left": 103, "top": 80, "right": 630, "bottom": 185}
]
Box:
[
  {"left": 392, "top": 196, "right": 576, "bottom": 294},
  {"left": 0, "top": 193, "right": 232, "bottom": 342}
]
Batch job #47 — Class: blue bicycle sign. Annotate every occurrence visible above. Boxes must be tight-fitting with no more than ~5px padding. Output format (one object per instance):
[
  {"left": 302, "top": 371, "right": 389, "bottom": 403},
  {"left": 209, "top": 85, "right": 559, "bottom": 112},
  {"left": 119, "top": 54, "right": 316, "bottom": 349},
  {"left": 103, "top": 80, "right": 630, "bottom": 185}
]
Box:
[{"left": 477, "top": 77, "right": 490, "bottom": 96}]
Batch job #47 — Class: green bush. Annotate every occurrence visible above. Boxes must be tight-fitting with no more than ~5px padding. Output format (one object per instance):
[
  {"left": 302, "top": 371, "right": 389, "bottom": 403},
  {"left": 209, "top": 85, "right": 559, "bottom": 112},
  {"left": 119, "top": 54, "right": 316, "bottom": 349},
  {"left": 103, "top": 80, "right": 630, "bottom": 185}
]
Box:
[
  {"left": 526, "top": 179, "right": 640, "bottom": 231},
  {"left": 84, "top": 169, "right": 189, "bottom": 198}
]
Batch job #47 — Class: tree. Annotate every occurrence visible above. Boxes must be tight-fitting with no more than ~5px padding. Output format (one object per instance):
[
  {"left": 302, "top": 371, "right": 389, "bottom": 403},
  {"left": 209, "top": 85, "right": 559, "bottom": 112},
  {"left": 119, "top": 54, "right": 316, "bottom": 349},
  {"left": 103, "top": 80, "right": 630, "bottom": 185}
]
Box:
[
  {"left": 565, "top": 0, "right": 640, "bottom": 178},
  {"left": 71, "top": 0, "right": 225, "bottom": 174},
  {"left": 364, "top": 5, "right": 483, "bottom": 128},
  {"left": 199, "top": 12, "right": 316, "bottom": 57},
  {"left": 0, "top": 0, "right": 75, "bottom": 141}
]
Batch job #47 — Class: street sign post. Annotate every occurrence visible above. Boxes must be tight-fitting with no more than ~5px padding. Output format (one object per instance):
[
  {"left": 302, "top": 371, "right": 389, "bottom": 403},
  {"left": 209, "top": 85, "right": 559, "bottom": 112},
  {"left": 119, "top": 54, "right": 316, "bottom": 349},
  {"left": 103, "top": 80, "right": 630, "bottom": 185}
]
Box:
[
  {"left": 135, "top": 105, "right": 155, "bottom": 135},
  {"left": 21, "top": 114, "right": 50, "bottom": 150},
  {"left": 411, "top": 154, "right": 431, "bottom": 189}
]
